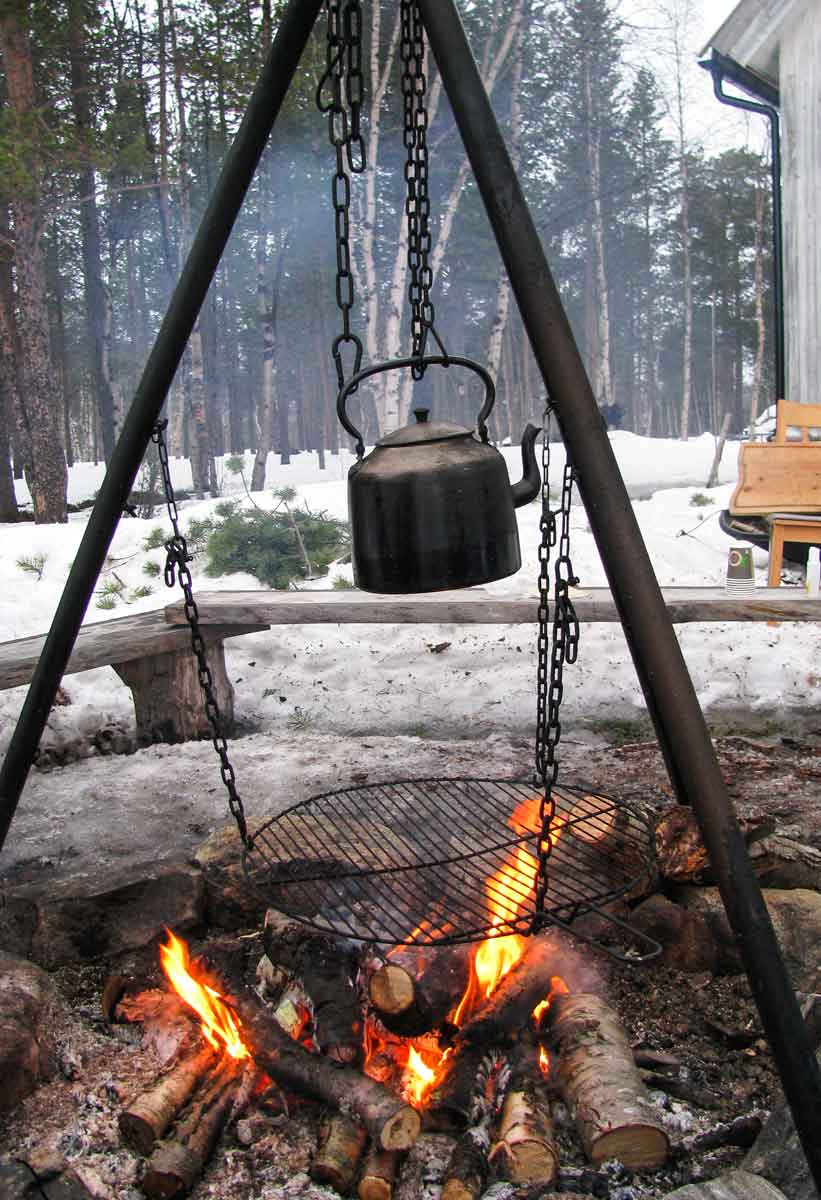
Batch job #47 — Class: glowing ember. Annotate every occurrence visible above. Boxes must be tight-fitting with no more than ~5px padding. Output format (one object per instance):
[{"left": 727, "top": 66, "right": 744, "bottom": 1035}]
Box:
[
  {"left": 160, "top": 929, "right": 249, "bottom": 1060},
  {"left": 539, "top": 1045, "right": 550, "bottom": 1075}
]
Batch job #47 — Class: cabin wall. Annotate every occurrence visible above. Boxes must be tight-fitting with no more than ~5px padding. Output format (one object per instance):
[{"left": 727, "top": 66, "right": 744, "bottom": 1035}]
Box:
[{"left": 780, "top": 1, "right": 821, "bottom": 404}]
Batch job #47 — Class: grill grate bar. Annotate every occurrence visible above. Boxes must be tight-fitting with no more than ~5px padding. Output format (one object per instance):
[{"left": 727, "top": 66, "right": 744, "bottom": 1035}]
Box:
[{"left": 245, "top": 778, "right": 654, "bottom": 947}]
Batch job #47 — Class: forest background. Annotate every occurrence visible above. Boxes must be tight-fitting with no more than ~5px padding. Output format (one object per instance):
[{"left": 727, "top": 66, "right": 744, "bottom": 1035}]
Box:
[{"left": 0, "top": 0, "right": 769, "bottom": 525}]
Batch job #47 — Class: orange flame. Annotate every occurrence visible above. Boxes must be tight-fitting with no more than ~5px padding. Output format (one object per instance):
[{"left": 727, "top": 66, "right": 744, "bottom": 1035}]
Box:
[
  {"left": 404, "top": 1045, "right": 438, "bottom": 1107},
  {"left": 451, "top": 796, "right": 567, "bottom": 1029},
  {"left": 539, "top": 1045, "right": 550, "bottom": 1075},
  {"left": 160, "top": 929, "right": 249, "bottom": 1060}
]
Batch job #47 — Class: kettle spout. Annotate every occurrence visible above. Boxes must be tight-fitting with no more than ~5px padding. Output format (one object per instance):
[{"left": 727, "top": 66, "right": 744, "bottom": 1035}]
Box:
[{"left": 510, "top": 423, "right": 542, "bottom": 507}]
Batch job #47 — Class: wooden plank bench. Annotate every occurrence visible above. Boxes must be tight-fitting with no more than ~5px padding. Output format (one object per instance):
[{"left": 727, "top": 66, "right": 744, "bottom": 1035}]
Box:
[
  {"left": 2, "top": 588, "right": 820, "bottom": 744},
  {"left": 0, "top": 610, "right": 269, "bottom": 744}
]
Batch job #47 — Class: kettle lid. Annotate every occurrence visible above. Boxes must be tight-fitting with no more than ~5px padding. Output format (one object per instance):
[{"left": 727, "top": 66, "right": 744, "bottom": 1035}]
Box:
[{"left": 377, "top": 407, "right": 474, "bottom": 447}]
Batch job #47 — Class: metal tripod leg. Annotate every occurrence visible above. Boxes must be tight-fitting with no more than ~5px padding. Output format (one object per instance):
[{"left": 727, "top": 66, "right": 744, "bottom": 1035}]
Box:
[
  {"left": 0, "top": 0, "right": 325, "bottom": 850},
  {"left": 417, "top": 1, "right": 821, "bottom": 1191}
]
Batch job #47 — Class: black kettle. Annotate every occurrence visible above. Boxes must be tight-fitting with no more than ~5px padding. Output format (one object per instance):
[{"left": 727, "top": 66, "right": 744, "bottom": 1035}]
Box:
[{"left": 337, "top": 356, "right": 541, "bottom": 593}]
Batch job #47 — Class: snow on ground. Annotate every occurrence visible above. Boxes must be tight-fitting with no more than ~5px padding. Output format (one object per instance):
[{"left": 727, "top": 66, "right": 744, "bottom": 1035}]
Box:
[
  {"left": 1, "top": 430, "right": 819, "bottom": 879},
  {"left": 1, "top": 430, "right": 815, "bottom": 755}
]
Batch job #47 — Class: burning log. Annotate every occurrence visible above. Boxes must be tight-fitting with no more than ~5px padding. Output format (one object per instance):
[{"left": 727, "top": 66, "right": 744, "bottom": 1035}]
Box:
[
  {"left": 441, "top": 1052, "right": 505, "bottom": 1200},
  {"left": 119, "top": 1043, "right": 218, "bottom": 1155},
  {"left": 311, "top": 1112, "right": 368, "bottom": 1194},
  {"left": 140, "top": 1058, "right": 246, "bottom": 1199},
  {"left": 547, "top": 992, "right": 669, "bottom": 1170},
  {"left": 368, "top": 943, "right": 473, "bottom": 1037},
  {"left": 358, "top": 1147, "right": 402, "bottom": 1200},
  {"left": 425, "top": 1044, "right": 496, "bottom": 1133},
  {"left": 237, "top": 992, "right": 420, "bottom": 1151},
  {"left": 441, "top": 1125, "right": 491, "bottom": 1200},
  {"left": 457, "top": 933, "right": 566, "bottom": 1047},
  {"left": 490, "top": 1035, "right": 557, "bottom": 1187},
  {"left": 262, "top": 908, "right": 363, "bottom": 1064}
]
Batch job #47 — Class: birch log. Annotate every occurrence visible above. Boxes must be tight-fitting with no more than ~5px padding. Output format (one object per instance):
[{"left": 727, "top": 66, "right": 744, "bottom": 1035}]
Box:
[
  {"left": 490, "top": 1036, "right": 557, "bottom": 1187},
  {"left": 358, "top": 1147, "right": 402, "bottom": 1200},
  {"left": 547, "top": 992, "right": 669, "bottom": 1169},
  {"left": 237, "top": 993, "right": 420, "bottom": 1151},
  {"left": 310, "top": 1112, "right": 367, "bottom": 1194},
  {"left": 368, "top": 943, "right": 473, "bottom": 1037},
  {"left": 119, "top": 1043, "right": 217, "bottom": 1155}
]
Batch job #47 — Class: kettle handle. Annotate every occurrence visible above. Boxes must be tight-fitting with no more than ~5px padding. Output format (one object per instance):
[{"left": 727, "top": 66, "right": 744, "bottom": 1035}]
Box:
[{"left": 337, "top": 355, "right": 496, "bottom": 458}]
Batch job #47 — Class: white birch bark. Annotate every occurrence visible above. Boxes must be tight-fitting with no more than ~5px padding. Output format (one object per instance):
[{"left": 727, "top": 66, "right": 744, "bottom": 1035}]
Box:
[{"left": 750, "top": 182, "right": 766, "bottom": 426}]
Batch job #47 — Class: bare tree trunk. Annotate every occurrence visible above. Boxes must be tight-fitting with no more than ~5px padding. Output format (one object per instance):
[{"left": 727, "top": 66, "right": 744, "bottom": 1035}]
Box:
[
  {"left": 751, "top": 182, "right": 767, "bottom": 419},
  {"left": 485, "top": 4, "right": 525, "bottom": 420},
  {"left": 395, "top": 2, "right": 523, "bottom": 426},
  {"left": 0, "top": 203, "right": 27, "bottom": 506},
  {"left": 0, "top": 7, "right": 67, "bottom": 523},
  {"left": 584, "top": 42, "right": 614, "bottom": 411},
  {"left": 168, "top": 0, "right": 211, "bottom": 496},
  {"left": 68, "top": 0, "right": 116, "bottom": 462}
]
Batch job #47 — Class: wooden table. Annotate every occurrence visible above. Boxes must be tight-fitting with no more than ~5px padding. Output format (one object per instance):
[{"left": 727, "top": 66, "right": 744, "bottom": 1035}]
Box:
[{"left": 766, "top": 513, "right": 821, "bottom": 586}]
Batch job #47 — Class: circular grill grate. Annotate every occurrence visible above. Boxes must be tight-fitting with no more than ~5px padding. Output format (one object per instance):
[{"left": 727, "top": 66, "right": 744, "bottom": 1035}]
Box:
[{"left": 243, "top": 778, "right": 655, "bottom": 947}]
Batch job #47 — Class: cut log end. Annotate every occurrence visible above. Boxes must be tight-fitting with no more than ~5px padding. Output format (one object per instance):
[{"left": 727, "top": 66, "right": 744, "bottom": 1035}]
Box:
[
  {"left": 591, "top": 1126, "right": 669, "bottom": 1170},
  {"left": 370, "top": 964, "right": 415, "bottom": 1016},
  {"left": 381, "top": 1105, "right": 422, "bottom": 1151}
]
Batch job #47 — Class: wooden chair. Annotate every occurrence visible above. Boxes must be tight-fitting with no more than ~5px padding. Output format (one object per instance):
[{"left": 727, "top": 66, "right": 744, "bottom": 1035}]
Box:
[{"left": 766, "top": 401, "right": 821, "bottom": 586}]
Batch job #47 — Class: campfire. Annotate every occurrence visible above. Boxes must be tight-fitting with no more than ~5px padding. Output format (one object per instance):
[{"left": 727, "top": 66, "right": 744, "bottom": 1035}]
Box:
[{"left": 108, "top": 792, "right": 673, "bottom": 1200}]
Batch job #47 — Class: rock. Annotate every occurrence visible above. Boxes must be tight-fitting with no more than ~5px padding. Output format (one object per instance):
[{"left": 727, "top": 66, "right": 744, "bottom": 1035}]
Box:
[
  {"left": 631, "top": 889, "right": 821, "bottom": 977},
  {"left": 0, "top": 863, "right": 205, "bottom": 967},
  {"left": 664, "top": 1169, "right": 787, "bottom": 1198},
  {"left": 629, "top": 894, "right": 719, "bottom": 973},
  {"left": 194, "top": 821, "right": 270, "bottom": 930},
  {"left": 742, "top": 1046, "right": 821, "bottom": 1200},
  {"left": 0, "top": 953, "right": 58, "bottom": 1114},
  {"left": 677, "top": 888, "right": 821, "bottom": 977},
  {"left": 0, "top": 1151, "right": 96, "bottom": 1199}
]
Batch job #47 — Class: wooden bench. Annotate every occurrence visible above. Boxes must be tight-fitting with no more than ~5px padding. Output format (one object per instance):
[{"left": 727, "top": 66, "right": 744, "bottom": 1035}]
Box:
[
  {"left": 0, "top": 610, "right": 269, "bottom": 744},
  {"left": 2, "top": 588, "right": 820, "bottom": 744}
]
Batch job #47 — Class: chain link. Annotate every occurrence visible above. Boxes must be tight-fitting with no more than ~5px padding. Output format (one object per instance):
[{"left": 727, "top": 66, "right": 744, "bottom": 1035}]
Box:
[
  {"left": 533, "top": 406, "right": 580, "bottom": 923},
  {"left": 317, "top": 0, "right": 365, "bottom": 392},
  {"left": 152, "top": 420, "right": 250, "bottom": 848},
  {"left": 400, "top": 0, "right": 446, "bottom": 377}
]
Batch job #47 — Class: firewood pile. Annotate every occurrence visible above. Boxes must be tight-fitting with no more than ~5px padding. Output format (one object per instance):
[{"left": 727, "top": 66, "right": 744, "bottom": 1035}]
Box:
[{"left": 67, "top": 909, "right": 783, "bottom": 1200}]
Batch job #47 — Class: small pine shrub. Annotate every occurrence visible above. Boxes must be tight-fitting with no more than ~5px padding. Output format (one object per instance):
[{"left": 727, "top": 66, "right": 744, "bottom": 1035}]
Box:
[
  {"left": 130, "top": 585, "right": 154, "bottom": 600},
  {"left": 185, "top": 516, "right": 216, "bottom": 556},
  {"left": 689, "top": 492, "right": 713, "bottom": 508},
  {"left": 332, "top": 575, "right": 356, "bottom": 590},
  {"left": 142, "top": 560, "right": 162, "bottom": 578},
  {"left": 100, "top": 577, "right": 126, "bottom": 597},
  {"left": 96, "top": 594, "right": 118, "bottom": 610},
  {"left": 143, "top": 526, "right": 168, "bottom": 551},
  {"left": 215, "top": 499, "right": 240, "bottom": 519},
  {"left": 16, "top": 553, "right": 46, "bottom": 580},
  {"left": 205, "top": 503, "right": 349, "bottom": 589}
]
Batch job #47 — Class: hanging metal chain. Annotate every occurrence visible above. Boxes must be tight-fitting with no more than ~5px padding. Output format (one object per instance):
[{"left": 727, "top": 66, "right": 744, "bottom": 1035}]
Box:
[
  {"left": 400, "top": 0, "right": 446, "bottom": 377},
  {"left": 317, "top": 0, "right": 366, "bottom": 392},
  {"left": 533, "top": 405, "right": 580, "bottom": 922},
  {"left": 152, "top": 420, "right": 250, "bottom": 848}
]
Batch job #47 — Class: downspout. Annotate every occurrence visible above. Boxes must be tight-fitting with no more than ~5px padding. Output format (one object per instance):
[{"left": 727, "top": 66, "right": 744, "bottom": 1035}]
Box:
[{"left": 699, "top": 48, "right": 785, "bottom": 404}]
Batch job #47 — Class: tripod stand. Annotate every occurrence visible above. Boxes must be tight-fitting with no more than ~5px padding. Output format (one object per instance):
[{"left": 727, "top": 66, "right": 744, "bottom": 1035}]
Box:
[{"left": 1, "top": 2, "right": 819, "bottom": 1189}]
